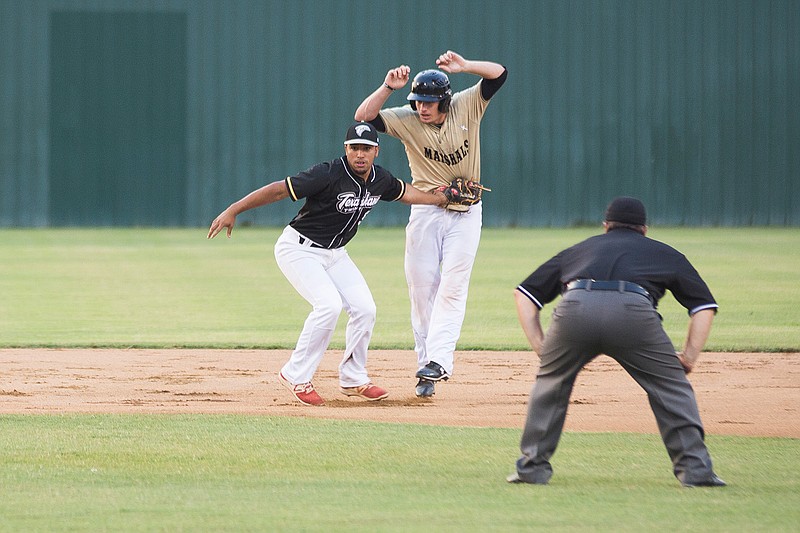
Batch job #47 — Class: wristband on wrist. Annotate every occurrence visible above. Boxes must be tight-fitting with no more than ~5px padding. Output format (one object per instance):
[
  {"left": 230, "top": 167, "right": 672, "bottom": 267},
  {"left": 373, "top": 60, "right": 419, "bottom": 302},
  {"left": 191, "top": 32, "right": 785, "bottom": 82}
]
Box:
[{"left": 383, "top": 82, "right": 395, "bottom": 91}]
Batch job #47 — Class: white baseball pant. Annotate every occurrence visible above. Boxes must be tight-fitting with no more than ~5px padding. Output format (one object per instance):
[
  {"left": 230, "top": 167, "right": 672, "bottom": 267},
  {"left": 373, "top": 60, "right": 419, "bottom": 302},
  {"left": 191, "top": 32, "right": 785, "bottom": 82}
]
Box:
[
  {"left": 274, "top": 225, "right": 376, "bottom": 388},
  {"left": 404, "top": 203, "right": 483, "bottom": 375}
]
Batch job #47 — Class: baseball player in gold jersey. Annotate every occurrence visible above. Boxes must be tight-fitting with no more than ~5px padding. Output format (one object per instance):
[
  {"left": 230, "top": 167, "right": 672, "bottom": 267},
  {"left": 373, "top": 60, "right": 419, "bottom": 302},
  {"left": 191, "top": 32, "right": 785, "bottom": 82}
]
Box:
[{"left": 355, "top": 50, "right": 507, "bottom": 397}]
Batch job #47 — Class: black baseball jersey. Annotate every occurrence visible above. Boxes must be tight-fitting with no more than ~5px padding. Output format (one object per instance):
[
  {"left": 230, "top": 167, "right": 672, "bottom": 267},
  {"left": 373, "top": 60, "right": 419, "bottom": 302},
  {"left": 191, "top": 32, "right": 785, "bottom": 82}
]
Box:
[
  {"left": 285, "top": 156, "right": 406, "bottom": 249},
  {"left": 517, "top": 227, "right": 718, "bottom": 315}
]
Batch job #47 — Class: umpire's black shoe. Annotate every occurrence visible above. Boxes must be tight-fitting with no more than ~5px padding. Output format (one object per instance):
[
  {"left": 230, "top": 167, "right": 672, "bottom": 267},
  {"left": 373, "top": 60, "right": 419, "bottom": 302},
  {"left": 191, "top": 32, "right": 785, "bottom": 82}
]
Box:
[
  {"left": 415, "top": 378, "right": 435, "bottom": 398},
  {"left": 506, "top": 472, "right": 549, "bottom": 485},
  {"left": 681, "top": 474, "right": 727, "bottom": 488},
  {"left": 415, "top": 361, "right": 449, "bottom": 382}
]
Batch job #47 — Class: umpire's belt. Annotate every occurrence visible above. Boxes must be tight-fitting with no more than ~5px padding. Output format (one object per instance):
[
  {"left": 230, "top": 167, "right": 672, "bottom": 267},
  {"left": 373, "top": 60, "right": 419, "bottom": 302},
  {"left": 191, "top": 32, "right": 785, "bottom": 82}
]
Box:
[{"left": 566, "top": 279, "right": 652, "bottom": 304}]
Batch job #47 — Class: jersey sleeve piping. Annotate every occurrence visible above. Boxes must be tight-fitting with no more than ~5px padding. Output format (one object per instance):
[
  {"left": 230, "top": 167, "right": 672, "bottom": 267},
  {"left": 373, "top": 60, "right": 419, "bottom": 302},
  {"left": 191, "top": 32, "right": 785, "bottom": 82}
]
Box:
[
  {"left": 688, "top": 303, "right": 719, "bottom": 316},
  {"left": 392, "top": 179, "right": 406, "bottom": 201},
  {"left": 285, "top": 176, "right": 299, "bottom": 201},
  {"left": 516, "top": 286, "right": 544, "bottom": 309}
]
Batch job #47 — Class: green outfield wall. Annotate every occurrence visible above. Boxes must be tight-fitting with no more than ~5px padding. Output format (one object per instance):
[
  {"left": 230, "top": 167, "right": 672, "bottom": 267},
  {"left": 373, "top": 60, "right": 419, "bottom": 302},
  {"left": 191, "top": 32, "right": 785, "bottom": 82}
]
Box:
[{"left": 1, "top": 0, "right": 797, "bottom": 227}]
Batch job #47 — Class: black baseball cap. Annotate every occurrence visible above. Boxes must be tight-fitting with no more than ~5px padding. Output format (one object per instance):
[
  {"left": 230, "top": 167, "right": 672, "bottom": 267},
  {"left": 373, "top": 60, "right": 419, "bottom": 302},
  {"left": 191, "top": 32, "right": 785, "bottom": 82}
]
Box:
[
  {"left": 604, "top": 196, "right": 647, "bottom": 226},
  {"left": 344, "top": 122, "right": 379, "bottom": 147}
]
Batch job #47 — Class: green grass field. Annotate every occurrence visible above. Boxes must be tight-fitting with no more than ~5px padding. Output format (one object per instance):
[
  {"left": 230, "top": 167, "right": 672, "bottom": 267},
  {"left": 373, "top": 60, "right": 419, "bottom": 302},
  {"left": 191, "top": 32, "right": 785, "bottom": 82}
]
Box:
[
  {"left": 2, "top": 227, "right": 799, "bottom": 350},
  {"left": 1, "top": 415, "right": 798, "bottom": 532},
  {"left": 1, "top": 227, "right": 798, "bottom": 531}
]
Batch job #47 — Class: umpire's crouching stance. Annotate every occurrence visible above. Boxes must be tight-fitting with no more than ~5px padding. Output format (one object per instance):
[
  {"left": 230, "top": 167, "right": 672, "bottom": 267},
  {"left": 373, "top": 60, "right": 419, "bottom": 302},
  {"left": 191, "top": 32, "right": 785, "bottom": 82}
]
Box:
[{"left": 508, "top": 196, "right": 726, "bottom": 488}]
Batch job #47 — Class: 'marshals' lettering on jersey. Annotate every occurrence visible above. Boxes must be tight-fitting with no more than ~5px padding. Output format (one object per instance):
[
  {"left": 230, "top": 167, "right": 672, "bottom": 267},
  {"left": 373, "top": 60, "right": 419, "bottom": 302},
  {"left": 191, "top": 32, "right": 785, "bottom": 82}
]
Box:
[
  {"left": 423, "top": 140, "right": 469, "bottom": 166},
  {"left": 336, "top": 192, "right": 382, "bottom": 214}
]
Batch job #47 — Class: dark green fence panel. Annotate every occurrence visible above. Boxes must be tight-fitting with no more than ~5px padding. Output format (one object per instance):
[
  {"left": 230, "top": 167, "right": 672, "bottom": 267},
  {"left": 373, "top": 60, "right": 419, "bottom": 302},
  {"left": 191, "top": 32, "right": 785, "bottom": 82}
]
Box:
[
  {"left": 0, "top": 0, "right": 49, "bottom": 226},
  {"left": 48, "top": 11, "right": 186, "bottom": 226},
  {"left": 0, "top": 0, "right": 798, "bottom": 227}
]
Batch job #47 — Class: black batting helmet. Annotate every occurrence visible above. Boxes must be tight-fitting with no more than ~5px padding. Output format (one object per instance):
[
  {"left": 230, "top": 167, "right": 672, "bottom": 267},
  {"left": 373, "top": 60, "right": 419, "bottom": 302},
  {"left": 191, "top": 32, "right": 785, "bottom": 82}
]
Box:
[{"left": 407, "top": 70, "right": 452, "bottom": 113}]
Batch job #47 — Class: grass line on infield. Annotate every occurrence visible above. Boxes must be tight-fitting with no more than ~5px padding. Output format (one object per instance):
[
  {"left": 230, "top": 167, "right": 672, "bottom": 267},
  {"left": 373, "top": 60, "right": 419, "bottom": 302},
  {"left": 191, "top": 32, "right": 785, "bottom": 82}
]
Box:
[
  {"left": 1, "top": 227, "right": 798, "bottom": 351},
  {"left": 0, "top": 414, "right": 798, "bottom": 532}
]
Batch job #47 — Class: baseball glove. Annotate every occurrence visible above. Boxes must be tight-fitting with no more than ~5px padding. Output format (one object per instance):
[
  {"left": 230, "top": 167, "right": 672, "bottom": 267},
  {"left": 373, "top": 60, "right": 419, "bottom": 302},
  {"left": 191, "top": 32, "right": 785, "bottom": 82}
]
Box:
[{"left": 438, "top": 178, "right": 491, "bottom": 206}]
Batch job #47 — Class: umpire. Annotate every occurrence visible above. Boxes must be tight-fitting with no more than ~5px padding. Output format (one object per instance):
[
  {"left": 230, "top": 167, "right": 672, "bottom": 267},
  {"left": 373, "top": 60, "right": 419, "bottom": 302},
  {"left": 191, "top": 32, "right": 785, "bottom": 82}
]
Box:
[{"left": 508, "top": 196, "right": 726, "bottom": 488}]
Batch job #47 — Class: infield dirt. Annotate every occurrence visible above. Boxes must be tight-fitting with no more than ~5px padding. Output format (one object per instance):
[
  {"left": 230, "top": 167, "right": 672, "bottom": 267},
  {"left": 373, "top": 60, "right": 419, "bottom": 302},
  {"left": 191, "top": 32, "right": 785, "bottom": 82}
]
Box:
[{"left": 1, "top": 349, "right": 797, "bottom": 438}]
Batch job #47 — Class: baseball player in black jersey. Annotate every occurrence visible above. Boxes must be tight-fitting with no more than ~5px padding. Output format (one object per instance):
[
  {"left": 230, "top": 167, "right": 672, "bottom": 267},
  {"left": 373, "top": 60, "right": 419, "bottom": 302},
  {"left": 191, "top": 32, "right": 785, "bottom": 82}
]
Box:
[
  {"left": 208, "top": 122, "right": 447, "bottom": 406},
  {"left": 507, "top": 197, "right": 726, "bottom": 488}
]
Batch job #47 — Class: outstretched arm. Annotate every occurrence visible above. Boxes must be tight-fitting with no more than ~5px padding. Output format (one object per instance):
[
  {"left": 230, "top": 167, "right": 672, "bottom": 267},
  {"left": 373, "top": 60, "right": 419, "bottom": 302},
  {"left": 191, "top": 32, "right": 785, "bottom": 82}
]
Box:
[
  {"left": 354, "top": 65, "right": 411, "bottom": 122},
  {"left": 514, "top": 290, "right": 545, "bottom": 356},
  {"left": 399, "top": 184, "right": 448, "bottom": 208},
  {"left": 436, "top": 50, "right": 505, "bottom": 79},
  {"left": 207, "top": 180, "right": 289, "bottom": 239},
  {"left": 677, "top": 308, "right": 715, "bottom": 373}
]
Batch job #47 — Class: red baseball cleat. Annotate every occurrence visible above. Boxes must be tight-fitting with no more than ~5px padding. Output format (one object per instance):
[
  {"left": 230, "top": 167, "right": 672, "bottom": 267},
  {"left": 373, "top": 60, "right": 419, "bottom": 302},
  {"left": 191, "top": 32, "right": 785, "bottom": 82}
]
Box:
[
  {"left": 279, "top": 372, "right": 325, "bottom": 406},
  {"left": 340, "top": 383, "right": 389, "bottom": 401}
]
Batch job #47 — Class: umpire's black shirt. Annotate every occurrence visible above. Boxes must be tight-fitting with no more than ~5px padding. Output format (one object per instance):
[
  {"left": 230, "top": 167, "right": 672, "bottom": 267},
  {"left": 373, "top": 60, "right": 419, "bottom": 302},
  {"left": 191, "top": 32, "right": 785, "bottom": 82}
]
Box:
[
  {"left": 285, "top": 156, "right": 406, "bottom": 249},
  {"left": 518, "top": 227, "right": 718, "bottom": 315}
]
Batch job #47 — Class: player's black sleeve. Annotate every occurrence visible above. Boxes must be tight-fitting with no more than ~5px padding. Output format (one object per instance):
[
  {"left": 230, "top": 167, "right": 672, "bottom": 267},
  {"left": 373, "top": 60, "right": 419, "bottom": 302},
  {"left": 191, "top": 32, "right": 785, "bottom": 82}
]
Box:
[
  {"left": 285, "top": 161, "right": 334, "bottom": 201},
  {"left": 367, "top": 115, "right": 387, "bottom": 133},
  {"left": 375, "top": 167, "right": 405, "bottom": 201},
  {"left": 480, "top": 67, "right": 508, "bottom": 100},
  {"left": 386, "top": 179, "right": 406, "bottom": 202}
]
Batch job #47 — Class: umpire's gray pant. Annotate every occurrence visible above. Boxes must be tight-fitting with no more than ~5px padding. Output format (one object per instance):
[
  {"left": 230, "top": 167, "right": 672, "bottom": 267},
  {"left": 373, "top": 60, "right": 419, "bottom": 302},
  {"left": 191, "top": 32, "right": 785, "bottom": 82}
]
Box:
[{"left": 515, "top": 289, "right": 716, "bottom": 485}]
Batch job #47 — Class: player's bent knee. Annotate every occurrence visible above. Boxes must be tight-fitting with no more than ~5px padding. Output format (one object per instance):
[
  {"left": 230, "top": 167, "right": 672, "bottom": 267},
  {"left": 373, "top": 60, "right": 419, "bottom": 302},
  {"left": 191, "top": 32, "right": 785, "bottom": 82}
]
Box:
[
  {"left": 350, "top": 301, "right": 377, "bottom": 326},
  {"left": 313, "top": 299, "right": 344, "bottom": 325}
]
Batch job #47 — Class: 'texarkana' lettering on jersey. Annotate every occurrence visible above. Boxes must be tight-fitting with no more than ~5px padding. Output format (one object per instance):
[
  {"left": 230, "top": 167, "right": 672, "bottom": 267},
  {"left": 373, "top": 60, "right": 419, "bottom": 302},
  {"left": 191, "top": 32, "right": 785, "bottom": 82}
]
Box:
[
  {"left": 285, "top": 156, "right": 405, "bottom": 248},
  {"left": 336, "top": 191, "right": 382, "bottom": 213},
  {"left": 423, "top": 140, "right": 470, "bottom": 166}
]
